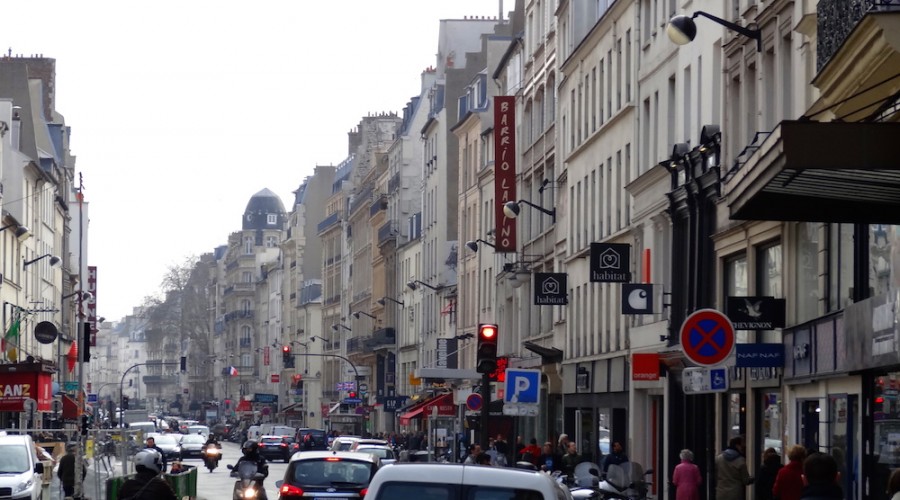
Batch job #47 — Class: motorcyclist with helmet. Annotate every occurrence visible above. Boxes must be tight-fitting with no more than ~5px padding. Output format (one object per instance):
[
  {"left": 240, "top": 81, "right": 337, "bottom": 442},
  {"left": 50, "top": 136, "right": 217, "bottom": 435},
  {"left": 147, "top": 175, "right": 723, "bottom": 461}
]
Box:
[
  {"left": 231, "top": 440, "right": 269, "bottom": 499},
  {"left": 203, "top": 431, "right": 222, "bottom": 470},
  {"left": 118, "top": 449, "right": 178, "bottom": 500}
]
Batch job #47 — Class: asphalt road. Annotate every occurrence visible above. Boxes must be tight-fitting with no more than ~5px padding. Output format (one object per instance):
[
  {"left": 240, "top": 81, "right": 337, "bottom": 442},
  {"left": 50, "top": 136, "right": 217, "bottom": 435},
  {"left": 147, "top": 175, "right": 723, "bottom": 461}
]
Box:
[{"left": 195, "top": 441, "right": 289, "bottom": 500}]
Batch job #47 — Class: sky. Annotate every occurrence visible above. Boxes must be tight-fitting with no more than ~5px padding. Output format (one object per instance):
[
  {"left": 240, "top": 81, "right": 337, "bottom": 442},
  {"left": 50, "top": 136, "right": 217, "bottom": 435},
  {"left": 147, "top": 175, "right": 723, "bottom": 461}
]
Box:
[{"left": 3, "top": 0, "right": 502, "bottom": 321}]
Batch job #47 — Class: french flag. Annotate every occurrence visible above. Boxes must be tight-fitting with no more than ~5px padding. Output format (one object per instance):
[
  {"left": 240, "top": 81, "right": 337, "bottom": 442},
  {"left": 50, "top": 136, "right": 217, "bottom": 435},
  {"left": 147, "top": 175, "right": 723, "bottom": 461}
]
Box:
[{"left": 229, "top": 366, "right": 239, "bottom": 377}]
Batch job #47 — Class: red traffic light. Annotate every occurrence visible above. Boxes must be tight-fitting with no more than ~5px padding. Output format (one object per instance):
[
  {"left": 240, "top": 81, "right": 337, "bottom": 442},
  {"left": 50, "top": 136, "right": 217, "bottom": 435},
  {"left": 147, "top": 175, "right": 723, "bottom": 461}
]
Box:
[
  {"left": 282, "top": 345, "right": 291, "bottom": 353},
  {"left": 348, "top": 391, "right": 357, "bottom": 399},
  {"left": 479, "top": 324, "right": 497, "bottom": 340}
]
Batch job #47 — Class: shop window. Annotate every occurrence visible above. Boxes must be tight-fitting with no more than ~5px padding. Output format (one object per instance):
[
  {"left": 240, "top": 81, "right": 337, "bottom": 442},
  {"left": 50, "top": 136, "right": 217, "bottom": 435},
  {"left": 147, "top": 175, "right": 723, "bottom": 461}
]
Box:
[
  {"left": 874, "top": 374, "right": 900, "bottom": 468},
  {"left": 726, "top": 393, "right": 746, "bottom": 441},
  {"left": 756, "top": 242, "right": 782, "bottom": 343},
  {"left": 760, "top": 392, "right": 782, "bottom": 455},
  {"left": 724, "top": 254, "right": 749, "bottom": 342},
  {"left": 793, "top": 223, "right": 820, "bottom": 324}
]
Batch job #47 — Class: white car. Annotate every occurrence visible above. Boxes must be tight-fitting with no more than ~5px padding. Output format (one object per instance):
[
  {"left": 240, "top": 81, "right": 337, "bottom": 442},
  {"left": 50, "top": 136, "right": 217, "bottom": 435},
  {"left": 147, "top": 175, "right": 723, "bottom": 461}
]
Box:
[
  {"left": 0, "top": 434, "right": 45, "bottom": 500},
  {"left": 365, "top": 463, "right": 574, "bottom": 500}
]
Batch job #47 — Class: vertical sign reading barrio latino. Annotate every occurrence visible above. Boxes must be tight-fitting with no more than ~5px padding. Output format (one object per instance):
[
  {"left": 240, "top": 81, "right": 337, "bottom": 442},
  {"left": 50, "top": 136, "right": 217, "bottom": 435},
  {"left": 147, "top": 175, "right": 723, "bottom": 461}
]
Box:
[{"left": 494, "top": 96, "right": 517, "bottom": 252}]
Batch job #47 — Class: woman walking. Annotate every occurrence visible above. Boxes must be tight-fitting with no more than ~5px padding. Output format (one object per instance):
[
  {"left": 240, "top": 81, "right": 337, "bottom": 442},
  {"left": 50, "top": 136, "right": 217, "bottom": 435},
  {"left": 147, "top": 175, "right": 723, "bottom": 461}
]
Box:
[{"left": 672, "top": 449, "right": 702, "bottom": 500}]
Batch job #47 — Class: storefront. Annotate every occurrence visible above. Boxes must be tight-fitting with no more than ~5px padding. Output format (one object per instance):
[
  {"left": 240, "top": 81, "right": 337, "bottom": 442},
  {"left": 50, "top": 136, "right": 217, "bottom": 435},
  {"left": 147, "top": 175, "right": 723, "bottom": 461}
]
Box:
[
  {"left": 563, "top": 356, "right": 629, "bottom": 465},
  {"left": 0, "top": 363, "right": 54, "bottom": 428}
]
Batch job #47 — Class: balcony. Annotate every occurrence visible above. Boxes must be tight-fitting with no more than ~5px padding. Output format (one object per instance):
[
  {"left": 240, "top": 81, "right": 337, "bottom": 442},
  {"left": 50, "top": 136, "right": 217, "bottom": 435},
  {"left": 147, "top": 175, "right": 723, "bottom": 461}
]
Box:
[
  {"left": 816, "top": 0, "right": 900, "bottom": 71},
  {"left": 388, "top": 173, "right": 401, "bottom": 193},
  {"left": 239, "top": 338, "right": 252, "bottom": 348},
  {"left": 369, "top": 194, "right": 387, "bottom": 216},
  {"left": 365, "top": 328, "right": 396, "bottom": 350},
  {"left": 346, "top": 338, "right": 364, "bottom": 354},
  {"left": 224, "top": 310, "right": 255, "bottom": 322},
  {"left": 350, "top": 186, "right": 374, "bottom": 214},
  {"left": 378, "top": 222, "right": 397, "bottom": 245},
  {"left": 143, "top": 375, "right": 179, "bottom": 385},
  {"left": 317, "top": 212, "right": 341, "bottom": 234}
]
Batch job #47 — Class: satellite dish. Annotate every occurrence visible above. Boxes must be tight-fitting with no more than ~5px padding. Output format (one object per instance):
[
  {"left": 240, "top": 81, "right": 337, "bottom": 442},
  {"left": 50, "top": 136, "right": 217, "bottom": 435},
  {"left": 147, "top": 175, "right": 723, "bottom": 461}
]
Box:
[{"left": 34, "top": 321, "right": 59, "bottom": 344}]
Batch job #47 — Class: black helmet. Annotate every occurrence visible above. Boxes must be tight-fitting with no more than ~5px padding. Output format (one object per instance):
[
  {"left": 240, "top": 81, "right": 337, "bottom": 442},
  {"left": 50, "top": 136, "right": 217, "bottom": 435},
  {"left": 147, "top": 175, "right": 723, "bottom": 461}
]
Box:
[{"left": 242, "top": 440, "right": 259, "bottom": 456}]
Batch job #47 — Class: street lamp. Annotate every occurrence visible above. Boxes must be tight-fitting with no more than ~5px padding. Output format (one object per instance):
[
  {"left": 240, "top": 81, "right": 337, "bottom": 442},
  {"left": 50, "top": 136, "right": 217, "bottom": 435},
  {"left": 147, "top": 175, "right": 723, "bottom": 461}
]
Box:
[
  {"left": 352, "top": 311, "right": 376, "bottom": 320},
  {"left": 377, "top": 297, "right": 405, "bottom": 307},
  {"left": 406, "top": 280, "right": 443, "bottom": 291},
  {"left": 332, "top": 324, "right": 351, "bottom": 332},
  {"left": 465, "top": 239, "right": 496, "bottom": 252},
  {"left": 503, "top": 199, "right": 556, "bottom": 223},
  {"left": 666, "top": 11, "right": 761, "bottom": 52},
  {"left": 0, "top": 223, "right": 31, "bottom": 241},
  {"left": 23, "top": 253, "right": 61, "bottom": 268}
]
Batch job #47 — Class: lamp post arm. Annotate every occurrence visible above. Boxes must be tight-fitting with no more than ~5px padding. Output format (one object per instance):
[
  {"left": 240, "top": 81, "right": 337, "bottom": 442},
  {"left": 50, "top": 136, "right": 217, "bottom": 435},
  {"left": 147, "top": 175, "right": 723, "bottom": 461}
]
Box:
[
  {"left": 518, "top": 199, "right": 557, "bottom": 222},
  {"left": 120, "top": 361, "right": 177, "bottom": 475},
  {"left": 692, "top": 10, "right": 761, "bottom": 52},
  {"left": 292, "top": 352, "right": 359, "bottom": 381}
]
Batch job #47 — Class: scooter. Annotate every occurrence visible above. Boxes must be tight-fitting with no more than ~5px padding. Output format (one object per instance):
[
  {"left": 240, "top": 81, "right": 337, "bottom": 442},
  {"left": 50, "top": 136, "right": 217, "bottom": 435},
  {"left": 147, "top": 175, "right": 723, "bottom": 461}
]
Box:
[
  {"left": 202, "top": 444, "right": 221, "bottom": 472},
  {"left": 569, "top": 462, "right": 603, "bottom": 499},
  {"left": 228, "top": 461, "right": 267, "bottom": 499},
  {"left": 596, "top": 462, "right": 653, "bottom": 500}
]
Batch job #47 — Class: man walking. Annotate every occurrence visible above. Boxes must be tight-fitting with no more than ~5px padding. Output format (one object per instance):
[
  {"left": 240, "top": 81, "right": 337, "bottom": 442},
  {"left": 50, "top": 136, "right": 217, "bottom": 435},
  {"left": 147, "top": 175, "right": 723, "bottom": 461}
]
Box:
[{"left": 715, "top": 436, "right": 753, "bottom": 500}]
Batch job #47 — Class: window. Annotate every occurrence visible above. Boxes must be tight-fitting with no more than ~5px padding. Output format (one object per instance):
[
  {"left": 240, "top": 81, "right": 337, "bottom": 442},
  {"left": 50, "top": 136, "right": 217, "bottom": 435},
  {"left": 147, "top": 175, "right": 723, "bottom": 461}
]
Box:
[
  {"left": 725, "top": 254, "right": 749, "bottom": 342},
  {"left": 870, "top": 224, "right": 900, "bottom": 299},
  {"left": 243, "top": 236, "right": 253, "bottom": 255},
  {"left": 794, "top": 223, "right": 820, "bottom": 323},
  {"left": 757, "top": 243, "right": 782, "bottom": 298},
  {"left": 267, "top": 214, "right": 277, "bottom": 225},
  {"left": 828, "top": 224, "right": 854, "bottom": 311},
  {"left": 265, "top": 236, "right": 278, "bottom": 248},
  {"left": 242, "top": 300, "right": 251, "bottom": 313},
  {"left": 242, "top": 271, "right": 253, "bottom": 283}
]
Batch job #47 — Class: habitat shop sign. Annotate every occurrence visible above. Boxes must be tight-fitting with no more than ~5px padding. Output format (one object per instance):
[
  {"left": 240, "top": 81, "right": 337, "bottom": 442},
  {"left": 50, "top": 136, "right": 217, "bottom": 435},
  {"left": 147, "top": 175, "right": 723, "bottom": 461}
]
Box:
[
  {"left": 534, "top": 273, "right": 568, "bottom": 305},
  {"left": 0, "top": 371, "right": 52, "bottom": 412},
  {"left": 590, "top": 243, "right": 632, "bottom": 282}
]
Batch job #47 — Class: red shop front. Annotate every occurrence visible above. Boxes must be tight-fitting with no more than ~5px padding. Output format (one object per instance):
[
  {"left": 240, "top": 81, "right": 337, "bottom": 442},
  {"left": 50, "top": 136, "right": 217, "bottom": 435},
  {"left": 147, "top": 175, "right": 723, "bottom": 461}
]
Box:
[{"left": 0, "top": 364, "right": 53, "bottom": 412}]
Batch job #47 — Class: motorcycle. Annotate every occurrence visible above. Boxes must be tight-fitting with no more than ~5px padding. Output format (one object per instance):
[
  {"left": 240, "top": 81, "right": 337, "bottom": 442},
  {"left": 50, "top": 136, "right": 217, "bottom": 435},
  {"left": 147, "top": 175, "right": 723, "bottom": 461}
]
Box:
[
  {"left": 595, "top": 462, "right": 653, "bottom": 500},
  {"left": 228, "top": 461, "right": 267, "bottom": 500},
  {"left": 569, "top": 462, "right": 603, "bottom": 499},
  {"left": 202, "top": 444, "right": 221, "bottom": 472}
]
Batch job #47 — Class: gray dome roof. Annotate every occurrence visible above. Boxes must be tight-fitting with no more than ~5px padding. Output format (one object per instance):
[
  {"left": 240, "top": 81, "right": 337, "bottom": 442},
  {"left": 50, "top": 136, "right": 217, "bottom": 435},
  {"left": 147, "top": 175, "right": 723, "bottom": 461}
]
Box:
[{"left": 242, "top": 188, "right": 286, "bottom": 230}]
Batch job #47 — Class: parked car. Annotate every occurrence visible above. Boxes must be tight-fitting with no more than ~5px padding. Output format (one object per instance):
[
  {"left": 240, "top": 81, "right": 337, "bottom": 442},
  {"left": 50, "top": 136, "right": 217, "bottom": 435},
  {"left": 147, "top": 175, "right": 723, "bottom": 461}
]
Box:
[
  {"left": 353, "top": 444, "right": 398, "bottom": 464},
  {"left": 294, "top": 428, "right": 328, "bottom": 451},
  {"left": 258, "top": 435, "right": 293, "bottom": 463},
  {"left": 349, "top": 438, "right": 388, "bottom": 450},
  {"left": 0, "top": 434, "right": 45, "bottom": 500},
  {"left": 178, "top": 433, "right": 206, "bottom": 460},
  {"left": 276, "top": 451, "right": 380, "bottom": 499},
  {"left": 365, "top": 463, "right": 574, "bottom": 500},
  {"left": 330, "top": 436, "right": 362, "bottom": 451}
]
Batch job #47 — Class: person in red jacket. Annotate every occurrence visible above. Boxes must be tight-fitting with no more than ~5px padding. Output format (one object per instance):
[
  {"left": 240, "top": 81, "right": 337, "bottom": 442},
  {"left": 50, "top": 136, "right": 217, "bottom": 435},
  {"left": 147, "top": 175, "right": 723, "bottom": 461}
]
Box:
[
  {"left": 773, "top": 445, "right": 807, "bottom": 500},
  {"left": 520, "top": 438, "right": 542, "bottom": 466}
]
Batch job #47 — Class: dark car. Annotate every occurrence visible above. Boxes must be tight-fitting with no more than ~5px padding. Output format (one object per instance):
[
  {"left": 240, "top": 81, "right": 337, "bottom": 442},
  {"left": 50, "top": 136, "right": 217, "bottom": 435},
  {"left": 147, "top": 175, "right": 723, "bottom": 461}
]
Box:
[
  {"left": 276, "top": 451, "right": 380, "bottom": 499},
  {"left": 258, "top": 435, "right": 292, "bottom": 463},
  {"left": 148, "top": 433, "right": 182, "bottom": 461},
  {"left": 294, "top": 428, "right": 328, "bottom": 451},
  {"left": 178, "top": 433, "right": 206, "bottom": 460}
]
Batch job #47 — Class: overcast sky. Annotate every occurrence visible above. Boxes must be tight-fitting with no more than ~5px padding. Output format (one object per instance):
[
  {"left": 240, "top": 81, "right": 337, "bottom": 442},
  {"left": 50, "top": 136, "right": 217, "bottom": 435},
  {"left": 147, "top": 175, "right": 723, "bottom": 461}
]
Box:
[{"left": 3, "top": 0, "right": 501, "bottom": 321}]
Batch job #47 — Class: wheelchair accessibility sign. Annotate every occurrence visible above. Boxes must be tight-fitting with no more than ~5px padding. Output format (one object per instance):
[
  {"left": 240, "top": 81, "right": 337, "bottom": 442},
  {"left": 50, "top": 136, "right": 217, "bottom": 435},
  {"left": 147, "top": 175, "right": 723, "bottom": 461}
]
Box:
[{"left": 504, "top": 369, "right": 540, "bottom": 404}]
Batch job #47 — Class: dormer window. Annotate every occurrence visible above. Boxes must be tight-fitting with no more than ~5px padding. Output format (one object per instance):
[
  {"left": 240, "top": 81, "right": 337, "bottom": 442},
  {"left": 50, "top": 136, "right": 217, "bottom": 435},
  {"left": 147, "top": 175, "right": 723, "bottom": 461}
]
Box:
[{"left": 267, "top": 214, "right": 277, "bottom": 225}]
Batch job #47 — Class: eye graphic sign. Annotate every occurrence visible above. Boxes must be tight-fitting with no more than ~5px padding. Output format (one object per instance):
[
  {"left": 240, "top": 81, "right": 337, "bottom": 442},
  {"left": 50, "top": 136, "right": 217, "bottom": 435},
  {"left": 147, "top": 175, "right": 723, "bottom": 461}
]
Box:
[{"left": 534, "top": 273, "right": 568, "bottom": 305}]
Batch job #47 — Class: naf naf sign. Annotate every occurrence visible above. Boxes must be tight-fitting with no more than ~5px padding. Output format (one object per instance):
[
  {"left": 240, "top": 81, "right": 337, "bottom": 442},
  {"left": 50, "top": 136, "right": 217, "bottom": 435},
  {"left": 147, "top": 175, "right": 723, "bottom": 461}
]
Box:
[
  {"left": 590, "top": 243, "right": 632, "bottom": 282},
  {"left": 534, "top": 273, "right": 568, "bottom": 305}
]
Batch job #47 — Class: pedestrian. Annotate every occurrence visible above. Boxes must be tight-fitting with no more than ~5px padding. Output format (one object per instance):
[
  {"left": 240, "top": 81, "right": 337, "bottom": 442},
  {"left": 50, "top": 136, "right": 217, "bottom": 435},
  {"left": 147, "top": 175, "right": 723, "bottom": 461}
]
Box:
[
  {"left": 57, "top": 443, "right": 85, "bottom": 499},
  {"left": 464, "top": 444, "right": 483, "bottom": 464},
  {"left": 773, "top": 445, "right": 807, "bottom": 500},
  {"left": 521, "top": 438, "right": 542, "bottom": 466},
  {"left": 561, "top": 441, "right": 582, "bottom": 481},
  {"left": 756, "top": 447, "right": 782, "bottom": 500},
  {"left": 715, "top": 436, "right": 754, "bottom": 500},
  {"left": 799, "top": 452, "right": 842, "bottom": 499},
  {"left": 672, "top": 449, "right": 702, "bottom": 500},
  {"left": 514, "top": 436, "right": 525, "bottom": 461},
  {"left": 557, "top": 434, "right": 570, "bottom": 457},
  {"left": 494, "top": 434, "right": 510, "bottom": 466},
  {"left": 145, "top": 436, "right": 168, "bottom": 473},
  {"left": 887, "top": 468, "right": 900, "bottom": 500},
  {"left": 538, "top": 441, "right": 562, "bottom": 473},
  {"left": 601, "top": 441, "right": 629, "bottom": 474}
]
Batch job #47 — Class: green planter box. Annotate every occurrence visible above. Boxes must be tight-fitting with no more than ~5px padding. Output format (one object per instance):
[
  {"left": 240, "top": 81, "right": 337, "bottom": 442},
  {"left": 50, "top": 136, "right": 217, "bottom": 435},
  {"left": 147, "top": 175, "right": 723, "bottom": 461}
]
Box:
[{"left": 106, "top": 467, "right": 198, "bottom": 500}]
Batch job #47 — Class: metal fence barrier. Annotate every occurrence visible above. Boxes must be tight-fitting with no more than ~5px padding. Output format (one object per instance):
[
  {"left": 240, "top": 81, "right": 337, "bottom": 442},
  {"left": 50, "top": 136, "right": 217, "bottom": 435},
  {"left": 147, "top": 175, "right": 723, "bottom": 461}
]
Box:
[{"left": 105, "top": 466, "right": 198, "bottom": 500}]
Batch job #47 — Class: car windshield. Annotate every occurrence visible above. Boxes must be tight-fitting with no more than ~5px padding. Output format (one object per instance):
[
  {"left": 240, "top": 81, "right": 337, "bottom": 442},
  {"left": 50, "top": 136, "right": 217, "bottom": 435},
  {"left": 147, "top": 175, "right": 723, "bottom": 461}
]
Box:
[
  {"left": 188, "top": 427, "right": 208, "bottom": 434},
  {"left": 261, "top": 437, "right": 283, "bottom": 445},
  {"left": 290, "top": 459, "right": 373, "bottom": 486},
  {"left": 0, "top": 445, "right": 30, "bottom": 473},
  {"left": 181, "top": 435, "right": 205, "bottom": 444}
]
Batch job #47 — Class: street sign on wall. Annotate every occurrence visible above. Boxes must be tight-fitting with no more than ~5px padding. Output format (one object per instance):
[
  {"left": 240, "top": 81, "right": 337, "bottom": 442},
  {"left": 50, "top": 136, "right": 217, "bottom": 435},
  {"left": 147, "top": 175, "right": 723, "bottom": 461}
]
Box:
[{"left": 680, "top": 309, "right": 736, "bottom": 366}]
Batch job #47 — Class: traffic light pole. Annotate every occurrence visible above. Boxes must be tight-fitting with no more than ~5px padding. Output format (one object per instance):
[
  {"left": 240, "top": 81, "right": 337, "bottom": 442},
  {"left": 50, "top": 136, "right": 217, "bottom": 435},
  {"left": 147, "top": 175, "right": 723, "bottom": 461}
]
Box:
[
  {"left": 120, "top": 361, "right": 178, "bottom": 475},
  {"left": 479, "top": 372, "right": 491, "bottom": 450},
  {"left": 290, "top": 352, "right": 360, "bottom": 381}
]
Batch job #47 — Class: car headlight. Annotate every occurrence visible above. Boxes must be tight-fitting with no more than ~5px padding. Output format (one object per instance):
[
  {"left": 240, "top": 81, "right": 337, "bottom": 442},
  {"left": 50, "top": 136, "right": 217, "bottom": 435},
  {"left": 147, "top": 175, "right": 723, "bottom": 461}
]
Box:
[{"left": 15, "top": 478, "right": 33, "bottom": 493}]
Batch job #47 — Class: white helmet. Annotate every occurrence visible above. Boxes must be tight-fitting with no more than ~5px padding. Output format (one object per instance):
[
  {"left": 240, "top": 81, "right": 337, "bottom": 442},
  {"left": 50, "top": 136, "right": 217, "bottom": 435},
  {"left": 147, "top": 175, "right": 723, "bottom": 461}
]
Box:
[{"left": 134, "top": 449, "right": 163, "bottom": 474}]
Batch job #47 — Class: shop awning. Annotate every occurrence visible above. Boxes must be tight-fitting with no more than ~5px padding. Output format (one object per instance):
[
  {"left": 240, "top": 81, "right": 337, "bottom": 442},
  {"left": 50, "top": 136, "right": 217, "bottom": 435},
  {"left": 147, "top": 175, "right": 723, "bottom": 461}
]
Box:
[
  {"left": 398, "top": 393, "right": 454, "bottom": 425},
  {"left": 236, "top": 399, "right": 252, "bottom": 412}
]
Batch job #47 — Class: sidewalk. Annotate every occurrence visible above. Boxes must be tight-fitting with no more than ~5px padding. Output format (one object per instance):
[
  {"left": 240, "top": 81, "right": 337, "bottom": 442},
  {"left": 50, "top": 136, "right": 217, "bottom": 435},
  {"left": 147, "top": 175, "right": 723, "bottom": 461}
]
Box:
[{"left": 48, "top": 456, "right": 132, "bottom": 500}]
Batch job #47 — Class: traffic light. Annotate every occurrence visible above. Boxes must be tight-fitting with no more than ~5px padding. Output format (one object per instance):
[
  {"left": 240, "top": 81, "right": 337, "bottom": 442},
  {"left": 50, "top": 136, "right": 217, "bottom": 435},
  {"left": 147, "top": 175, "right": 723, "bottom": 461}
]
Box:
[
  {"left": 348, "top": 390, "right": 358, "bottom": 400},
  {"left": 180, "top": 356, "right": 187, "bottom": 372},
  {"left": 81, "top": 414, "right": 90, "bottom": 435},
  {"left": 82, "top": 322, "right": 91, "bottom": 362},
  {"left": 122, "top": 395, "right": 129, "bottom": 410},
  {"left": 282, "top": 345, "right": 294, "bottom": 368},
  {"left": 476, "top": 323, "right": 499, "bottom": 374}
]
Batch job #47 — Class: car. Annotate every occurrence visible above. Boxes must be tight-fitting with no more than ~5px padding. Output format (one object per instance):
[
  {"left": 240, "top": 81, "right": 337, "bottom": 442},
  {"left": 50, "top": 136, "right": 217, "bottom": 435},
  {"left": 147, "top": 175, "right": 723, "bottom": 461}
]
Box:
[
  {"left": 147, "top": 433, "right": 183, "bottom": 461},
  {"left": 294, "top": 428, "right": 328, "bottom": 451},
  {"left": 276, "top": 451, "right": 380, "bottom": 499},
  {"left": 186, "top": 425, "right": 210, "bottom": 438},
  {"left": 178, "top": 420, "right": 199, "bottom": 434},
  {"left": 178, "top": 433, "right": 206, "bottom": 460},
  {"left": 0, "top": 434, "right": 45, "bottom": 500},
  {"left": 353, "top": 444, "right": 398, "bottom": 464},
  {"left": 349, "top": 438, "right": 388, "bottom": 450},
  {"left": 258, "top": 435, "right": 293, "bottom": 463},
  {"left": 330, "top": 436, "right": 363, "bottom": 451},
  {"left": 365, "top": 463, "right": 575, "bottom": 500}
]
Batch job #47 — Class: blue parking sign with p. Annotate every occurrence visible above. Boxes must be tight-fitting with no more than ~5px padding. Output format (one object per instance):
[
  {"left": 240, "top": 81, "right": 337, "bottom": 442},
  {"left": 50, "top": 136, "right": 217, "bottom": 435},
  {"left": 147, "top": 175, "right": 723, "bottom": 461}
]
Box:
[{"left": 505, "top": 369, "right": 540, "bottom": 403}]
